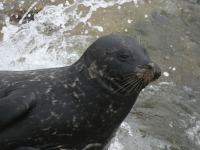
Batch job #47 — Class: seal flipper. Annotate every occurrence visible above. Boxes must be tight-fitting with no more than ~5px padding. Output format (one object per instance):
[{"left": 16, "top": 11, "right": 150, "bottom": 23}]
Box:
[{"left": 0, "top": 89, "right": 37, "bottom": 130}]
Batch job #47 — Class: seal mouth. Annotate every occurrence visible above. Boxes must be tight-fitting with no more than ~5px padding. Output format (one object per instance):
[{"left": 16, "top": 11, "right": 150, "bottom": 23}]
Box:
[{"left": 111, "top": 62, "right": 161, "bottom": 96}]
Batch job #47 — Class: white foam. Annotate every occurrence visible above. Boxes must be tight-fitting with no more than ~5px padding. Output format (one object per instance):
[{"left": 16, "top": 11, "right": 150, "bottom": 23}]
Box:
[
  {"left": 108, "top": 136, "right": 124, "bottom": 150},
  {"left": 111, "top": 120, "right": 171, "bottom": 150},
  {"left": 121, "top": 122, "right": 133, "bottom": 136},
  {"left": 0, "top": 2, "right": 4, "bottom": 10},
  {"left": 186, "top": 121, "right": 200, "bottom": 146},
  {"left": 92, "top": 25, "right": 104, "bottom": 32},
  {"left": 0, "top": 0, "right": 142, "bottom": 71}
]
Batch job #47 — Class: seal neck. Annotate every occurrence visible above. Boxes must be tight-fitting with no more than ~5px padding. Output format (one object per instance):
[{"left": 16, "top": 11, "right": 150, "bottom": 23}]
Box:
[{"left": 71, "top": 57, "right": 139, "bottom": 135}]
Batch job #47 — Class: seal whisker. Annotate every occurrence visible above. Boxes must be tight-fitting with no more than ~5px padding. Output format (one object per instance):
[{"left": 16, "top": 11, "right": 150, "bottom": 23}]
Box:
[
  {"left": 123, "top": 78, "right": 142, "bottom": 95},
  {"left": 117, "top": 77, "right": 138, "bottom": 87},
  {"left": 114, "top": 80, "right": 135, "bottom": 93},
  {"left": 120, "top": 77, "right": 138, "bottom": 86},
  {"left": 111, "top": 78, "right": 132, "bottom": 89},
  {"left": 136, "top": 80, "right": 145, "bottom": 93},
  {"left": 123, "top": 80, "right": 140, "bottom": 94},
  {"left": 138, "top": 80, "right": 146, "bottom": 92},
  {"left": 125, "top": 81, "right": 138, "bottom": 95},
  {"left": 130, "top": 78, "right": 143, "bottom": 94},
  {"left": 115, "top": 78, "right": 140, "bottom": 93},
  {"left": 123, "top": 82, "right": 139, "bottom": 95},
  {"left": 114, "top": 78, "right": 137, "bottom": 94},
  {"left": 136, "top": 79, "right": 144, "bottom": 92},
  {"left": 126, "top": 78, "right": 143, "bottom": 95}
]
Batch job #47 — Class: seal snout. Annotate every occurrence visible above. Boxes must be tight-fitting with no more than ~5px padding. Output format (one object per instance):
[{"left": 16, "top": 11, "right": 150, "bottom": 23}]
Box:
[
  {"left": 136, "top": 62, "right": 161, "bottom": 84},
  {"left": 147, "top": 62, "right": 161, "bottom": 80}
]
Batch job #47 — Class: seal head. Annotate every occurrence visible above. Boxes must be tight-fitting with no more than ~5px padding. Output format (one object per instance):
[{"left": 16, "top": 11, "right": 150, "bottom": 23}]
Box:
[{"left": 82, "top": 33, "right": 161, "bottom": 96}]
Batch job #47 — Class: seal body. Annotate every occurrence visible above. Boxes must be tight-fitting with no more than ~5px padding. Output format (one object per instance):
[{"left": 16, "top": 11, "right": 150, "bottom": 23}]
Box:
[{"left": 0, "top": 33, "right": 161, "bottom": 150}]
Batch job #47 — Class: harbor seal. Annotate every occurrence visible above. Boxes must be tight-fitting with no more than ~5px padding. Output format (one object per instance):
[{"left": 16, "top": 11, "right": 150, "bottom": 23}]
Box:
[{"left": 0, "top": 33, "right": 161, "bottom": 150}]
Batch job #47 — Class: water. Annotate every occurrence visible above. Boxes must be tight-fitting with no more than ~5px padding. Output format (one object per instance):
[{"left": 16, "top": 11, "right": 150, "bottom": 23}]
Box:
[
  {"left": 0, "top": 0, "right": 146, "bottom": 70},
  {"left": 0, "top": 0, "right": 200, "bottom": 150}
]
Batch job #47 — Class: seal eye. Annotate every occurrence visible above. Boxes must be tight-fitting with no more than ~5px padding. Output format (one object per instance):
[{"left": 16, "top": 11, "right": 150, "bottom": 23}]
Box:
[{"left": 118, "top": 53, "right": 130, "bottom": 62}]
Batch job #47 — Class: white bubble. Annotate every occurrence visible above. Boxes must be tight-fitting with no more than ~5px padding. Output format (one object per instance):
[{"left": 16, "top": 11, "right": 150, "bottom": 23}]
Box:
[
  {"left": 163, "top": 72, "right": 169, "bottom": 77},
  {"left": 127, "top": 19, "right": 133, "bottom": 24},
  {"left": 20, "top": 1, "right": 25, "bottom": 4},
  {"left": 169, "top": 121, "right": 173, "bottom": 128},
  {"left": 118, "top": 6, "right": 121, "bottom": 9},
  {"left": 92, "top": 26, "right": 104, "bottom": 32},
  {"left": 97, "top": 26, "right": 104, "bottom": 32}
]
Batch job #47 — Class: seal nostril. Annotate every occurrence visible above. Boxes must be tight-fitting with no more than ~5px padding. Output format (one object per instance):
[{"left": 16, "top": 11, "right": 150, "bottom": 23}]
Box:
[
  {"left": 147, "top": 62, "right": 154, "bottom": 69},
  {"left": 147, "top": 62, "right": 161, "bottom": 80},
  {"left": 154, "top": 67, "right": 161, "bottom": 79},
  {"left": 154, "top": 71, "right": 161, "bottom": 79}
]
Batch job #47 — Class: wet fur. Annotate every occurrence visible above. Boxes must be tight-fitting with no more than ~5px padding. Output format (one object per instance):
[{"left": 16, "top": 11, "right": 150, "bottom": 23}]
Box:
[{"left": 0, "top": 33, "right": 160, "bottom": 150}]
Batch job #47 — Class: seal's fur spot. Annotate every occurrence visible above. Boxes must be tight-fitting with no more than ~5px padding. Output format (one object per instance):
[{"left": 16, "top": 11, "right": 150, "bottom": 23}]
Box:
[{"left": 0, "top": 33, "right": 161, "bottom": 150}]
